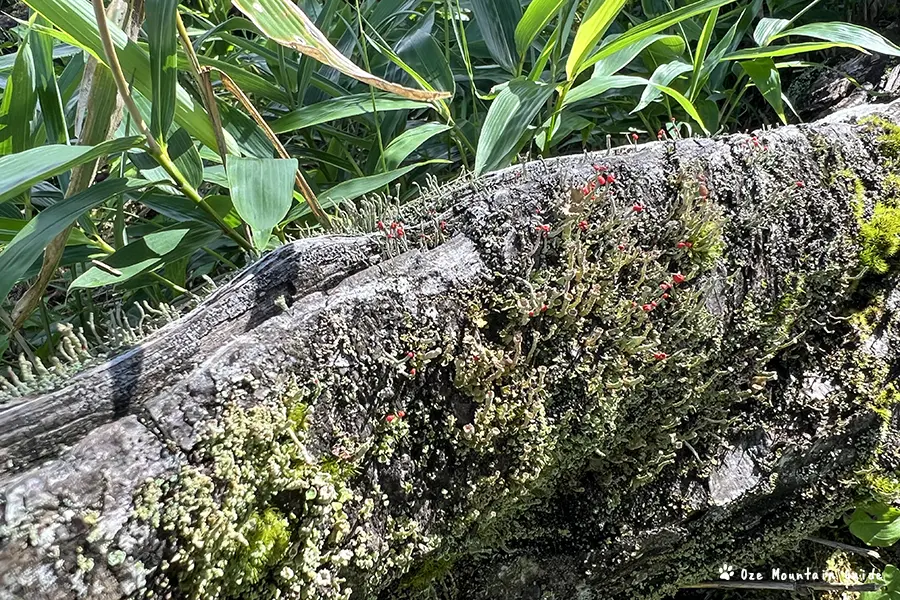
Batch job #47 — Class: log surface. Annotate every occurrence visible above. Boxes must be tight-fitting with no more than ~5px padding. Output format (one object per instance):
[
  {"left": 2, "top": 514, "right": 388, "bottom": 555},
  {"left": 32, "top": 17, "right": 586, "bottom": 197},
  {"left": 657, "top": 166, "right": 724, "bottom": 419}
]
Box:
[{"left": 3, "top": 101, "right": 900, "bottom": 600}]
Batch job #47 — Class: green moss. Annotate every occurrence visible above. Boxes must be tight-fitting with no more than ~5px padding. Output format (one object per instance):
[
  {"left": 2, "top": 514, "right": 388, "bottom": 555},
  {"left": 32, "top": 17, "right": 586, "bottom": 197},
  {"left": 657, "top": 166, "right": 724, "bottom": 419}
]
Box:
[
  {"left": 862, "top": 115, "right": 900, "bottom": 165},
  {"left": 859, "top": 201, "right": 900, "bottom": 274},
  {"left": 235, "top": 509, "right": 291, "bottom": 587}
]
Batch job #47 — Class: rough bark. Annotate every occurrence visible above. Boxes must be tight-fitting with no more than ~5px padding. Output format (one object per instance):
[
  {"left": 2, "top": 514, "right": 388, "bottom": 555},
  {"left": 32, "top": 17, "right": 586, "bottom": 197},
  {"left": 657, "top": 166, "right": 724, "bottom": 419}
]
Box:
[
  {"left": 788, "top": 53, "right": 900, "bottom": 121},
  {"left": 3, "top": 101, "right": 900, "bottom": 600}
]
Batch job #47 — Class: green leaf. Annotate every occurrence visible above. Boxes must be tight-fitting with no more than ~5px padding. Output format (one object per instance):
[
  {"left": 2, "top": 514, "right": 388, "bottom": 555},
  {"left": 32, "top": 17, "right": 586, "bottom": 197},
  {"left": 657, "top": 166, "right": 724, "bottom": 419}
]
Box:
[
  {"left": 564, "top": 74, "right": 647, "bottom": 107},
  {"left": 0, "top": 33, "right": 37, "bottom": 156},
  {"left": 577, "top": 0, "right": 737, "bottom": 77},
  {"left": 130, "top": 128, "right": 203, "bottom": 190},
  {"left": 861, "top": 565, "right": 900, "bottom": 600},
  {"left": 232, "top": 0, "right": 448, "bottom": 101},
  {"left": 24, "top": 0, "right": 233, "bottom": 153},
  {"left": 287, "top": 159, "right": 448, "bottom": 221},
  {"left": 592, "top": 33, "right": 681, "bottom": 77},
  {"left": 688, "top": 7, "right": 718, "bottom": 100},
  {"left": 566, "top": 0, "right": 628, "bottom": 79},
  {"left": 387, "top": 10, "right": 454, "bottom": 94},
  {"left": 135, "top": 192, "right": 237, "bottom": 227},
  {"left": 475, "top": 78, "right": 555, "bottom": 176},
  {"left": 515, "top": 0, "right": 566, "bottom": 58},
  {"left": 271, "top": 94, "right": 432, "bottom": 133},
  {"left": 652, "top": 83, "right": 710, "bottom": 134},
  {"left": 0, "top": 178, "right": 147, "bottom": 302},
  {"left": 226, "top": 156, "right": 298, "bottom": 251},
  {"left": 0, "top": 137, "right": 144, "bottom": 204},
  {"left": 145, "top": 0, "right": 179, "bottom": 141},
  {"left": 470, "top": 0, "right": 522, "bottom": 73},
  {"left": 30, "top": 17, "right": 68, "bottom": 146},
  {"left": 0, "top": 217, "right": 93, "bottom": 245},
  {"left": 848, "top": 504, "right": 900, "bottom": 548},
  {"left": 740, "top": 58, "right": 786, "bottom": 124},
  {"left": 753, "top": 17, "right": 790, "bottom": 47},
  {"left": 383, "top": 123, "right": 452, "bottom": 171},
  {"left": 70, "top": 221, "right": 220, "bottom": 289},
  {"left": 772, "top": 22, "right": 900, "bottom": 57},
  {"left": 632, "top": 61, "right": 693, "bottom": 113},
  {"left": 723, "top": 42, "right": 862, "bottom": 62}
]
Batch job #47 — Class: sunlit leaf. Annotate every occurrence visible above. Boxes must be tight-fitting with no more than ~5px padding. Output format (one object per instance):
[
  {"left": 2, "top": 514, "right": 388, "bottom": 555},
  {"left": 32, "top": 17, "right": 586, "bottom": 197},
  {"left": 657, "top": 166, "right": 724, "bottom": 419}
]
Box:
[
  {"left": 383, "top": 123, "right": 452, "bottom": 170},
  {"left": 723, "top": 42, "right": 862, "bottom": 62},
  {"left": 773, "top": 22, "right": 900, "bottom": 57},
  {"left": 632, "top": 61, "right": 693, "bottom": 113},
  {"left": 515, "top": 0, "right": 566, "bottom": 58},
  {"left": 567, "top": 0, "right": 628, "bottom": 79},
  {"left": 0, "top": 137, "right": 143, "bottom": 204},
  {"left": 145, "top": 0, "right": 179, "bottom": 141},
  {"left": 578, "top": 0, "right": 737, "bottom": 77},
  {"left": 848, "top": 504, "right": 900, "bottom": 547},
  {"left": 564, "top": 74, "right": 647, "bottom": 107},
  {"left": 226, "top": 156, "right": 297, "bottom": 251},
  {"left": 232, "top": 0, "right": 449, "bottom": 101},
  {"left": 753, "top": 17, "right": 789, "bottom": 47},
  {"left": 475, "top": 78, "right": 555, "bottom": 175},
  {"left": 272, "top": 94, "right": 432, "bottom": 133}
]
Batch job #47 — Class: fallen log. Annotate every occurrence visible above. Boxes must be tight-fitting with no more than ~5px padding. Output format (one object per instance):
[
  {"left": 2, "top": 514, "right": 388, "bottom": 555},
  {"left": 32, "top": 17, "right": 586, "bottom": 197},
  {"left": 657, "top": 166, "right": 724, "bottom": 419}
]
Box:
[{"left": 3, "top": 101, "right": 900, "bottom": 600}]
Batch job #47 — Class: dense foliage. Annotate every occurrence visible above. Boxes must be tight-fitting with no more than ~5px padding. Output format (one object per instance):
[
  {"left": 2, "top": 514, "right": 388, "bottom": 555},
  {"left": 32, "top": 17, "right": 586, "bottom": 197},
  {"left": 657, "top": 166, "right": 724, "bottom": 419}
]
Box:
[{"left": 0, "top": 0, "right": 897, "bottom": 375}]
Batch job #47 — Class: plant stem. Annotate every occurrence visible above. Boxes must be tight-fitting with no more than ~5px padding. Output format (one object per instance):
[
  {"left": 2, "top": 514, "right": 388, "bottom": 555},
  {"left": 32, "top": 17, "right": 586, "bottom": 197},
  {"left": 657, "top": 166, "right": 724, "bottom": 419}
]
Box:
[
  {"left": 93, "top": 0, "right": 253, "bottom": 252},
  {"left": 175, "top": 11, "right": 229, "bottom": 164}
]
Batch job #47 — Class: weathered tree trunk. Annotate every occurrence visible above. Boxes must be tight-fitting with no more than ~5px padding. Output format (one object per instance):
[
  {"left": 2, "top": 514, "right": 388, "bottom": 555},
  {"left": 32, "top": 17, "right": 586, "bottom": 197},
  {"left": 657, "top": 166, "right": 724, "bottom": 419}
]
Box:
[{"left": 3, "top": 101, "right": 900, "bottom": 600}]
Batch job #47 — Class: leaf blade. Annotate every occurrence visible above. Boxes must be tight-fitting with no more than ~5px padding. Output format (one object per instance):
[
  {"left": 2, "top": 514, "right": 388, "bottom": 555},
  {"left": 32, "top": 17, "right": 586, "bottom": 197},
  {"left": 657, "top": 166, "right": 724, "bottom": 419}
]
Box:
[
  {"left": 226, "top": 156, "right": 298, "bottom": 251},
  {"left": 475, "top": 78, "right": 555, "bottom": 175},
  {"left": 740, "top": 58, "right": 786, "bottom": 124},
  {"left": 232, "top": 0, "right": 449, "bottom": 101},
  {"left": 0, "top": 178, "right": 147, "bottom": 302},
  {"left": 566, "top": 0, "right": 628, "bottom": 79},
  {"left": 0, "top": 137, "right": 144, "bottom": 204}
]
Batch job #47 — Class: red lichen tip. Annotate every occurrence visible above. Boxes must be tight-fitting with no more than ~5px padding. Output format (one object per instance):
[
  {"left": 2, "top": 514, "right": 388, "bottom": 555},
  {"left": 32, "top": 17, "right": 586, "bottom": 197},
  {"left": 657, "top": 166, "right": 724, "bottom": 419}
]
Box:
[
  {"left": 642, "top": 304, "right": 653, "bottom": 312},
  {"left": 672, "top": 273, "right": 686, "bottom": 285},
  {"left": 386, "top": 414, "right": 396, "bottom": 423},
  {"left": 653, "top": 351, "right": 668, "bottom": 361},
  {"left": 407, "top": 351, "right": 415, "bottom": 359},
  {"left": 397, "top": 410, "right": 406, "bottom": 418},
  {"left": 631, "top": 133, "right": 639, "bottom": 141},
  {"left": 606, "top": 173, "right": 616, "bottom": 183},
  {"left": 596, "top": 175, "right": 607, "bottom": 186},
  {"left": 578, "top": 220, "right": 589, "bottom": 231},
  {"left": 632, "top": 204, "right": 644, "bottom": 213},
  {"left": 796, "top": 181, "right": 805, "bottom": 188}
]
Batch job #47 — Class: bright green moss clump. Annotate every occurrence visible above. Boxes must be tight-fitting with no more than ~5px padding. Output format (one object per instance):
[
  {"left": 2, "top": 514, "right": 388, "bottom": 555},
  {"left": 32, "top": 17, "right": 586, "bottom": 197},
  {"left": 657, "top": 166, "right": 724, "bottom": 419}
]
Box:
[
  {"left": 854, "top": 116, "right": 900, "bottom": 274},
  {"left": 859, "top": 201, "right": 900, "bottom": 274}
]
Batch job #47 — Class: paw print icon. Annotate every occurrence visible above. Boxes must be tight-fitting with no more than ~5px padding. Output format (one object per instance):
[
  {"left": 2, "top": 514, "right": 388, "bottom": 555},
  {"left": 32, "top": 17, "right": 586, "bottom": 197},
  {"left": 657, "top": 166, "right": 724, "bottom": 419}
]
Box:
[{"left": 719, "top": 564, "right": 736, "bottom": 581}]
